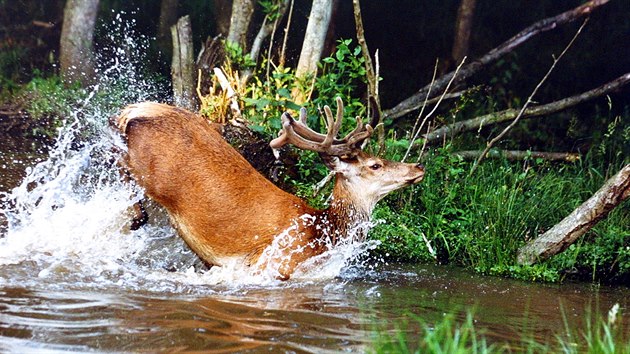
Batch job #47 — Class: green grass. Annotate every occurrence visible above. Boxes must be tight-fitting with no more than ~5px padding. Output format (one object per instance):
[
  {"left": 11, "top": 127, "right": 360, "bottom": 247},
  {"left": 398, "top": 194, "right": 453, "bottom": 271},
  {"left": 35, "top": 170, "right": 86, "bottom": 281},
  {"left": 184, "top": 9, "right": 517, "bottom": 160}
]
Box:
[
  {"left": 369, "top": 305, "right": 629, "bottom": 353},
  {"left": 369, "top": 148, "right": 629, "bottom": 283}
]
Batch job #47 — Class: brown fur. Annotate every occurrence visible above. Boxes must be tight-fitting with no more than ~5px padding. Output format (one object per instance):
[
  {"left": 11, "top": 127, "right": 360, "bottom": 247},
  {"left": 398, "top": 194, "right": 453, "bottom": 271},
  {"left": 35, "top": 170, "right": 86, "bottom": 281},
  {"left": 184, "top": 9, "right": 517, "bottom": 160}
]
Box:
[{"left": 117, "top": 102, "right": 424, "bottom": 279}]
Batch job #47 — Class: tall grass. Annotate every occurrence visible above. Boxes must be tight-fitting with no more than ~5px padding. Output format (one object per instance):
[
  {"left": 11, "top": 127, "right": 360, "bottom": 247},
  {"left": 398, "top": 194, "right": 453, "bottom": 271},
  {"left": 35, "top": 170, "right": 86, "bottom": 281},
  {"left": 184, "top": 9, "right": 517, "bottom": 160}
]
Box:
[
  {"left": 370, "top": 147, "right": 629, "bottom": 282},
  {"left": 370, "top": 305, "right": 629, "bottom": 353}
]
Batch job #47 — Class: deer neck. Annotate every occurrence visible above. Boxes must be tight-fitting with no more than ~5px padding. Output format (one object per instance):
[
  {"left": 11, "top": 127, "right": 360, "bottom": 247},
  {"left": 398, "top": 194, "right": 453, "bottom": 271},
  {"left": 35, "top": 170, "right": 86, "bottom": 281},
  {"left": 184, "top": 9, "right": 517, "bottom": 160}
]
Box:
[{"left": 315, "top": 175, "right": 374, "bottom": 243}]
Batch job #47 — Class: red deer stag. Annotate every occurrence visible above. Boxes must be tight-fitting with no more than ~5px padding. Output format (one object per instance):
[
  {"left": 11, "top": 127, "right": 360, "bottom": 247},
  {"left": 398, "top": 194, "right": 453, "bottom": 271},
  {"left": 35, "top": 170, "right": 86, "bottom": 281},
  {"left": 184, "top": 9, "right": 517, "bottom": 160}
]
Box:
[{"left": 115, "top": 97, "right": 424, "bottom": 279}]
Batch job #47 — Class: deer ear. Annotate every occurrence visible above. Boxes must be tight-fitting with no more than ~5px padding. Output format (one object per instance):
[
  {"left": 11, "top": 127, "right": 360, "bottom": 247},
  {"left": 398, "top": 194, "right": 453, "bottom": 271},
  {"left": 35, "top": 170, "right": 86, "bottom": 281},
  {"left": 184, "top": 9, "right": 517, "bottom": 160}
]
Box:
[
  {"left": 321, "top": 155, "right": 357, "bottom": 173},
  {"left": 321, "top": 155, "right": 341, "bottom": 171}
]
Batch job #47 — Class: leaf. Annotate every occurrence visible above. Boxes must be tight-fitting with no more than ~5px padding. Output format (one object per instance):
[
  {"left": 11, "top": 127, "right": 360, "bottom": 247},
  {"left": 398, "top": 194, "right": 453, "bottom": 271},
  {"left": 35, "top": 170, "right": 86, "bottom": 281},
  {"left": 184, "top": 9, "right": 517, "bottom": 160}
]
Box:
[
  {"left": 285, "top": 101, "right": 302, "bottom": 111},
  {"left": 336, "top": 50, "right": 345, "bottom": 61},
  {"left": 249, "top": 124, "right": 265, "bottom": 133},
  {"left": 277, "top": 87, "right": 291, "bottom": 99}
]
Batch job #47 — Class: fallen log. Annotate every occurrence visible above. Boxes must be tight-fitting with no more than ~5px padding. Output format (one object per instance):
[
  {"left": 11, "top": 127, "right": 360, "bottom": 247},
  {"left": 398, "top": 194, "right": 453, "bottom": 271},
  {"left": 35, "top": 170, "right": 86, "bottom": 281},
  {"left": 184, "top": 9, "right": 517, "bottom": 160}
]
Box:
[{"left": 517, "top": 164, "right": 630, "bottom": 265}]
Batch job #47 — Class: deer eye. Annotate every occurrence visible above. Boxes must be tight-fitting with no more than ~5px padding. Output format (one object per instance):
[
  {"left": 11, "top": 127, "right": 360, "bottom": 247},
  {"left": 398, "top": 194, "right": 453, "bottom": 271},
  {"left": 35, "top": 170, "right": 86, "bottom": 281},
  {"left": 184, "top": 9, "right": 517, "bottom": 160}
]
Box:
[{"left": 369, "top": 163, "right": 382, "bottom": 170}]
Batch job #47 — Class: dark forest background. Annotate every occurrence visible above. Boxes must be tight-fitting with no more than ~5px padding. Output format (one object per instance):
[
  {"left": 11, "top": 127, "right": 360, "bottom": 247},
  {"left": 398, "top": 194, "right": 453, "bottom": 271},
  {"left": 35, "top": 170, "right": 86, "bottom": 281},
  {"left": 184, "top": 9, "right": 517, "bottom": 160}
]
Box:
[{"left": 2, "top": 1, "right": 629, "bottom": 122}]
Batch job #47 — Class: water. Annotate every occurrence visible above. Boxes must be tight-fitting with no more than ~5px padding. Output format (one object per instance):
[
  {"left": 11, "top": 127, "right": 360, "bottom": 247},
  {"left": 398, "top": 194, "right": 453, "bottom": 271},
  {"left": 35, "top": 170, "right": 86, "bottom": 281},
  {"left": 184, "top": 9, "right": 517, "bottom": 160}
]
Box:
[{"left": 1, "top": 15, "right": 629, "bottom": 352}]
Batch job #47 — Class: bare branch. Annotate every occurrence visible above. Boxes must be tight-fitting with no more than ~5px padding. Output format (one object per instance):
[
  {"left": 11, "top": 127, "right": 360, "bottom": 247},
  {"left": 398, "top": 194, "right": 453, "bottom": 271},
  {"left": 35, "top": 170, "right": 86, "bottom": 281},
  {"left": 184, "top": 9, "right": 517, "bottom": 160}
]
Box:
[
  {"left": 383, "top": 0, "right": 610, "bottom": 121},
  {"left": 249, "top": 0, "right": 290, "bottom": 64},
  {"left": 469, "top": 19, "right": 588, "bottom": 175},
  {"left": 452, "top": 150, "right": 580, "bottom": 162},
  {"left": 422, "top": 72, "right": 630, "bottom": 144},
  {"left": 352, "top": 0, "right": 376, "bottom": 100},
  {"left": 279, "top": 0, "right": 295, "bottom": 67},
  {"left": 403, "top": 57, "right": 466, "bottom": 162}
]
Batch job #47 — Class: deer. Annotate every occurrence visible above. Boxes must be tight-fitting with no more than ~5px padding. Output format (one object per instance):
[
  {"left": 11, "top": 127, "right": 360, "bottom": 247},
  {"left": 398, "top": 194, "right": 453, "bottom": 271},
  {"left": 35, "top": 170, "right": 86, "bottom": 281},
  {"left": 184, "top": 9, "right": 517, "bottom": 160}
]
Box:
[{"left": 114, "top": 97, "right": 424, "bottom": 280}]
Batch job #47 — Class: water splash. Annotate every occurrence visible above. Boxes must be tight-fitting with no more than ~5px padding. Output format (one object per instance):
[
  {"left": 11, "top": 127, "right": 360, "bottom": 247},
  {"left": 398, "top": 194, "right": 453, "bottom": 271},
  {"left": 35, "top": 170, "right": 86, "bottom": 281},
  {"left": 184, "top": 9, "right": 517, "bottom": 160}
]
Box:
[{"left": 0, "top": 13, "right": 379, "bottom": 293}]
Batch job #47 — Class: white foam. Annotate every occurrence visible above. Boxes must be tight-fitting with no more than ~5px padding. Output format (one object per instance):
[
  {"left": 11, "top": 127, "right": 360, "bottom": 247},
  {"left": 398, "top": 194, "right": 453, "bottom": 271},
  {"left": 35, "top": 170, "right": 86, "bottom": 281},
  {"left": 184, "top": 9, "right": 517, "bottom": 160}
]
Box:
[{"left": 0, "top": 12, "right": 379, "bottom": 293}]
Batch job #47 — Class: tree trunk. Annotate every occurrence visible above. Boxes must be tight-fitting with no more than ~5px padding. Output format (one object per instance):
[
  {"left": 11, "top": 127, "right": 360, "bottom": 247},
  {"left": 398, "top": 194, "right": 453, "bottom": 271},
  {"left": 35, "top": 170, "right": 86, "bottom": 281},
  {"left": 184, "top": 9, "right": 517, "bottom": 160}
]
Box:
[
  {"left": 293, "top": 0, "right": 333, "bottom": 104},
  {"left": 517, "top": 164, "right": 630, "bottom": 265},
  {"left": 157, "top": 0, "right": 179, "bottom": 59},
  {"left": 452, "top": 0, "right": 477, "bottom": 64},
  {"left": 171, "top": 15, "right": 197, "bottom": 110},
  {"left": 227, "top": 0, "right": 255, "bottom": 49},
  {"left": 59, "top": 0, "right": 99, "bottom": 87}
]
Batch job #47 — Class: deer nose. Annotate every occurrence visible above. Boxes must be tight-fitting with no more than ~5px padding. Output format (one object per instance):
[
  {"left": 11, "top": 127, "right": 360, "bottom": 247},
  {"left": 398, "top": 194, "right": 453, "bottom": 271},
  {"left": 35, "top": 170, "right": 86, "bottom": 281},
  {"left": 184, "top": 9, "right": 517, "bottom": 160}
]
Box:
[{"left": 416, "top": 164, "right": 425, "bottom": 171}]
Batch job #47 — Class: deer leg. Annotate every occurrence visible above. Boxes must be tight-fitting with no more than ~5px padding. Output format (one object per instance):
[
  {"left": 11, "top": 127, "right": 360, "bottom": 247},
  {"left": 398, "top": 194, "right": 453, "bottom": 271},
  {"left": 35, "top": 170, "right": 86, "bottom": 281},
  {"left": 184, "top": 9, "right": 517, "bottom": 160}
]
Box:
[
  {"left": 110, "top": 145, "right": 149, "bottom": 230},
  {"left": 129, "top": 198, "right": 148, "bottom": 230}
]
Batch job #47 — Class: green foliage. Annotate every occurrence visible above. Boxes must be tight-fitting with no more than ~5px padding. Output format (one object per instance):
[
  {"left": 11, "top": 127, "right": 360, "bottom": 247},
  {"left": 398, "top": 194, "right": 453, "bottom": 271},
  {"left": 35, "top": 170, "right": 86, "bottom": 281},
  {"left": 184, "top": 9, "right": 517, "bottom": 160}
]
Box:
[
  {"left": 224, "top": 40, "right": 256, "bottom": 71},
  {"left": 22, "top": 73, "right": 84, "bottom": 138},
  {"left": 318, "top": 39, "right": 366, "bottom": 99},
  {"left": 243, "top": 64, "right": 301, "bottom": 134},
  {"left": 371, "top": 312, "right": 493, "bottom": 353},
  {"left": 258, "top": 0, "right": 284, "bottom": 21},
  {"left": 242, "top": 39, "right": 368, "bottom": 138},
  {"left": 240, "top": 39, "right": 370, "bottom": 193},
  {"left": 368, "top": 139, "right": 629, "bottom": 282},
  {"left": 0, "top": 46, "right": 26, "bottom": 97}
]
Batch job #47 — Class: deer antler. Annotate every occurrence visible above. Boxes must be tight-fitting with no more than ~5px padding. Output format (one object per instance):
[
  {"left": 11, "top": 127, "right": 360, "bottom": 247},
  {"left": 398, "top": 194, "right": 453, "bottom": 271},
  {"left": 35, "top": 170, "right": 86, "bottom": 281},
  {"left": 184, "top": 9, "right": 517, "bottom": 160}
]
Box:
[{"left": 270, "top": 97, "right": 374, "bottom": 157}]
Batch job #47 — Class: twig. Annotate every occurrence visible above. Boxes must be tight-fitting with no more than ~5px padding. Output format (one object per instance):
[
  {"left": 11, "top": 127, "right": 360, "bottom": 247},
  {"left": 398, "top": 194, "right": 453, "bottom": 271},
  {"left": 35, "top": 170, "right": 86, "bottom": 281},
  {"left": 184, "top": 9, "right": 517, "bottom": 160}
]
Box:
[
  {"left": 243, "top": 0, "right": 290, "bottom": 83},
  {"left": 353, "top": 0, "right": 385, "bottom": 151},
  {"left": 312, "top": 172, "right": 334, "bottom": 197},
  {"left": 469, "top": 19, "right": 588, "bottom": 175},
  {"left": 279, "top": 0, "right": 294, "bottom": 68},
  {"left": 352, "top": 0, "right": 376, "bottom": 100},
  {"left": 403, "top": 59, "right": 439, "bottom": 162},
  {"left": 213, "top": 67, "right": 242, "bottom": 120},
  {"left": 400, "top": 224, "right": 437, "bottom": 261},
  {"left": 402, "top": 56, "right": 466, "bottom": 162},
  {"left": 417, "top": 121, "right": 432, "bottom": 162}
]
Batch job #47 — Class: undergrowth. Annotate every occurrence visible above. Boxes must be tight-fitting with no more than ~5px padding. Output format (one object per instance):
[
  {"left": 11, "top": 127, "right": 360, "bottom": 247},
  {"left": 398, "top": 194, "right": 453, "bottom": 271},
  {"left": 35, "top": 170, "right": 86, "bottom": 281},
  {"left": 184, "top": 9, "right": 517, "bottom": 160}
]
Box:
[
  {"left": 370, "top": 148, "right": 628, "bottom": 283},
  {"left": 198, "top": 37, "right": 630, "bottom": 283}
]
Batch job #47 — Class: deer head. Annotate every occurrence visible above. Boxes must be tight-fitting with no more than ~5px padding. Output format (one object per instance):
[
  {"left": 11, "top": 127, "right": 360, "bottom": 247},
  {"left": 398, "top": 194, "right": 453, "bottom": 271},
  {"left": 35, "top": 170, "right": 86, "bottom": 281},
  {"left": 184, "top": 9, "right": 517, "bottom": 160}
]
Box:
[{"left": 270, "top": 97, "right": 425, "bottom": 232}]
